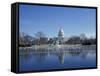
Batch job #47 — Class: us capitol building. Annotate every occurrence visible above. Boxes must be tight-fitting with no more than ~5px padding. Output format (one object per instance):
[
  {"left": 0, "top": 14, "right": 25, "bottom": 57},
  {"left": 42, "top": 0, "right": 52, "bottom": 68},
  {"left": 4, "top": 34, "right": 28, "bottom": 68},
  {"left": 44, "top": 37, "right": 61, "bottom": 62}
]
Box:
[
  {"left": 51, "top": 27, "right": 67, "bottom": 45},
  {"left": 58, "top": 27, "right": 65, "bottom": 44}
]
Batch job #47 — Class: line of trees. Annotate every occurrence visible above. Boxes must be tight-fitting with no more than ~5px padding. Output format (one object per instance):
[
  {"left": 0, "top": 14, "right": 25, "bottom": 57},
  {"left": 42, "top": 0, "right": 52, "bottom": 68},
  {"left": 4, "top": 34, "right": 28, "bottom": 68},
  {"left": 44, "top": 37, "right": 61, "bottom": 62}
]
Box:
[
  {"left": 19, "top": 32, "right": 96, "bottom": 47},
  {"left": 65, "top": 36, "right": 96, "bottom": 45},
  {"left": 19, "top": 32, "right": 48, "bottom": 47}
]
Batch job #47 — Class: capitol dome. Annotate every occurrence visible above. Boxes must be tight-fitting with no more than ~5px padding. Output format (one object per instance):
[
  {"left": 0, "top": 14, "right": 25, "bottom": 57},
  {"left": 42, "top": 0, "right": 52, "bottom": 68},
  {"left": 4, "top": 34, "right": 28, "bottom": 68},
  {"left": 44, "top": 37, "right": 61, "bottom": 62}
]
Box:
[{"left": 58, "top": 28, "right": 64, "bottom": 37}]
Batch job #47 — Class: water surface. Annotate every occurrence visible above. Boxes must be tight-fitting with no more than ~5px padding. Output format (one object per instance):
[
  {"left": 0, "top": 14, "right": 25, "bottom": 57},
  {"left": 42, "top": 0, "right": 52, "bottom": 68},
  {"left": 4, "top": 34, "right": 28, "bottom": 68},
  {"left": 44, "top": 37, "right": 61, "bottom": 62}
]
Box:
[{"left": 19, "top": 47, "right": 96, "bottom": 72}]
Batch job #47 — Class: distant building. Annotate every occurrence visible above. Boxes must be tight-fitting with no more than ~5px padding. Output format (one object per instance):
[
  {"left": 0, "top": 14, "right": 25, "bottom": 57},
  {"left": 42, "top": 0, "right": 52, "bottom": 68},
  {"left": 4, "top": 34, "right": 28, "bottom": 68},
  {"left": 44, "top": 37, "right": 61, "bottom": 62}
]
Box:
[
  {"left": 47, "top": 27, "right": 68, "bottom": 45},
  {"left": 58, "top": 27, "right": 64, "bottom": 44}
]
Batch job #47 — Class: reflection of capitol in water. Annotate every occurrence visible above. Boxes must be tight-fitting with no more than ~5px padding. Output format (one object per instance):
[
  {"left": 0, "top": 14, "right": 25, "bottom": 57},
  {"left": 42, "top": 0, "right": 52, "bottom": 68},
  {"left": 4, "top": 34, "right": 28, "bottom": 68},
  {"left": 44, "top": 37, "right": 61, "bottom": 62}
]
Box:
[
  {"left": 58, "top": 52, "right": 65, "bottom": 64},
  {"left": 19, "top": 47, "right": 95, "bottom": 64}
]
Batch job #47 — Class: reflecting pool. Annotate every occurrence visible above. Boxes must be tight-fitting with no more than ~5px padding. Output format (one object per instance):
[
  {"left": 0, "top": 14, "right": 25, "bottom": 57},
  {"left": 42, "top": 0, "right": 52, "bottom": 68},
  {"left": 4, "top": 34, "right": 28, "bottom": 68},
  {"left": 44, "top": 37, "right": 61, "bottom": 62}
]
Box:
[{"left": 19, "top": 46, "right": 96, "bottom": 72}]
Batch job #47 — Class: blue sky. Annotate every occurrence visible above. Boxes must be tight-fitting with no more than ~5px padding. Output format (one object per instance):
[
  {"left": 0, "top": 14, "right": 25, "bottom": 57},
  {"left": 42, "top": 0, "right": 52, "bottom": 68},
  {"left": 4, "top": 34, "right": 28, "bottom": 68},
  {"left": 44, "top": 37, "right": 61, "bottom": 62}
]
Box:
[{"left": 19, "top": 4, "right": 96, "bottom": 38}]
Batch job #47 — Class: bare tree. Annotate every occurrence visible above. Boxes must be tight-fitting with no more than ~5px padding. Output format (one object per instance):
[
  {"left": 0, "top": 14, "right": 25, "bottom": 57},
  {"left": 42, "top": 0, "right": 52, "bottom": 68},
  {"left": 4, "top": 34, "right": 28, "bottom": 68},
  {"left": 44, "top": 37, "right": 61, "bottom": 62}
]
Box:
[
  {"left": 66, "top": 36, "right": 81, "bottom": 44},
  {"left": 35, "top": 31, "right": 47, "bottom": 45},
  {"left": 19, "top": 32, "right": 34, "bottom": 47},
  {"left": 80, "top": 33, "right": 87, "bottom": 40},
  {"left": 35, "top": 31, "right": 45, "bottom": 39}
]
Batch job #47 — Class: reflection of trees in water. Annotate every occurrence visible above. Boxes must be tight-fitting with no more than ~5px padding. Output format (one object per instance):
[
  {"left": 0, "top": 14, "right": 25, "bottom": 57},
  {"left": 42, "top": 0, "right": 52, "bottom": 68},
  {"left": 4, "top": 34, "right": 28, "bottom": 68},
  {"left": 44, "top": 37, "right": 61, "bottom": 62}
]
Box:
[
  {"left": 20, "top": 53, "right": 32, "bottom": 60},
  {"left": 80, "top": 51, "right": 88, "bottom": 58},
  {"left": 68, "top": 49, "right": 87, "bottom": 57},
  {"left": 19, "top": 47, "right": 95, "bottom": 64},
  {"left": 20, "top": 48, "right": 48, "bottom": 63},
  {"left": 67, "top": 49, "right": 95, "bottom": 59},
  {"left": 32, "top": 53, "right": 48, "bottom": 63},
  {"left": 19, "top": 48, "right": 33, "bottom": 61},
  {"left": 68, "top": 50, "right": 82, "bottom": 56}
]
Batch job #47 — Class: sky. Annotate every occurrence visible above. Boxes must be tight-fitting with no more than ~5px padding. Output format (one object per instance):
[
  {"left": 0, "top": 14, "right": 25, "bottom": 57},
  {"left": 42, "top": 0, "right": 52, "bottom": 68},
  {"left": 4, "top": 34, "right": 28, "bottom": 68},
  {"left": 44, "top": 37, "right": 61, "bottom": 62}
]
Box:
[{"left": 19, "top": 4, "right": 96, "bottom": 38}]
